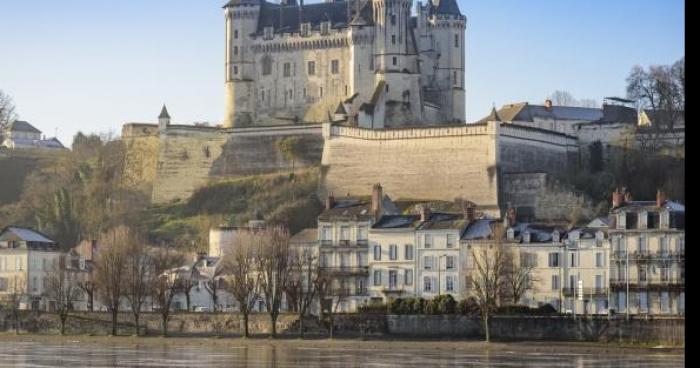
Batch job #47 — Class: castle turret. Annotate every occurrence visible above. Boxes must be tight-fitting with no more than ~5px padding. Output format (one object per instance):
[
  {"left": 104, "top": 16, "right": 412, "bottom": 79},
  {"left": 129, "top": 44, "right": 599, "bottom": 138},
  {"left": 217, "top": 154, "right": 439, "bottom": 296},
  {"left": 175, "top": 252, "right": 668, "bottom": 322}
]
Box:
[
  {"left": 158, "top": 104, "right": 170, "bottom": 132},
  {"left": 224, "top": 0, "right": 262, "bottom": 128}
]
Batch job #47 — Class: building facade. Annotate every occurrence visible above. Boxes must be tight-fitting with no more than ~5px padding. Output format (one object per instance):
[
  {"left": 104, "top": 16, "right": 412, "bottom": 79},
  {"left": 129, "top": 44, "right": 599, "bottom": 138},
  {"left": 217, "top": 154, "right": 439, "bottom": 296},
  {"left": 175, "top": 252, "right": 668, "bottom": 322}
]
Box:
[{"left": 223, "top": 0, "right": 466, "bottom": 128}]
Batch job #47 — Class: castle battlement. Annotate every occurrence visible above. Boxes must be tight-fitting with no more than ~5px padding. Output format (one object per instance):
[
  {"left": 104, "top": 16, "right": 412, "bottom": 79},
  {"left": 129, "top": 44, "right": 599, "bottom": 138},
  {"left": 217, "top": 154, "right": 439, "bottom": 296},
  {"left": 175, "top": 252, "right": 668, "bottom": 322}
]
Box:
[{"left": 324, "top": 121, "right": 496, "bottom": 140}]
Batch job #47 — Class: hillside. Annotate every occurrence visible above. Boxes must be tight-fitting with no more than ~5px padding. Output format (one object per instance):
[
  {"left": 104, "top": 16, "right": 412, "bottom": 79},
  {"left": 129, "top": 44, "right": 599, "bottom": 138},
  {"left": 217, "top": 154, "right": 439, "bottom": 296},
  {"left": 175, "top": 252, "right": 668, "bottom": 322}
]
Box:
[{"left": 0, "top": 148, "right": 62, "bottom": 206}]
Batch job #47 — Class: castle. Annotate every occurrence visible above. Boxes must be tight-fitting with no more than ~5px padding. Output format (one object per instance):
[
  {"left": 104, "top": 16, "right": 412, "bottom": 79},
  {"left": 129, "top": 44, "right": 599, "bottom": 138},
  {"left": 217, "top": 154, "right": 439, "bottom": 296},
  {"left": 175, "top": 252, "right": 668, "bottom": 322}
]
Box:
[
  {"left": 223, "top": 0, "right": 465, "bottom": 128},
  {"left": 121, "top": 1, "right": 683, "bottom": 218}
]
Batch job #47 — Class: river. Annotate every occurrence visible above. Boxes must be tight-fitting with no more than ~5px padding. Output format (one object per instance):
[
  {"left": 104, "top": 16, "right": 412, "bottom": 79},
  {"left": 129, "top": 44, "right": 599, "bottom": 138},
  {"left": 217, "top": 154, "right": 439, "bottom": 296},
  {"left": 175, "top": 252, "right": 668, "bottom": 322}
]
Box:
[{"left": 0, "top": 340, "right": 684, "bottom": 367}]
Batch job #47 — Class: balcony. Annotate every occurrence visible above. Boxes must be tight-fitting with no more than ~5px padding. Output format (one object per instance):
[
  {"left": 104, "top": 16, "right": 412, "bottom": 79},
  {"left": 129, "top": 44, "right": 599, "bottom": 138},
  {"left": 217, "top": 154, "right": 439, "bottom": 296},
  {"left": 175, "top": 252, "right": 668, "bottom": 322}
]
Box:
[
  {"left": 381, "top": 286, "right": 408, "bottom": 295},
  {"left": 331, "top": 288, "right": 369, "bottom": 297},
  {"left": 320, "top": 266, "right": 369, "bottom": 276},
  {"left": 609, "top": 277, "right": 685, "bottom": 291},
  {"left": 319, "top": 240, "right": 369, "bottom": 248},
  {"left": 562, "top": 287, "right": 608, "bottom": 297}
]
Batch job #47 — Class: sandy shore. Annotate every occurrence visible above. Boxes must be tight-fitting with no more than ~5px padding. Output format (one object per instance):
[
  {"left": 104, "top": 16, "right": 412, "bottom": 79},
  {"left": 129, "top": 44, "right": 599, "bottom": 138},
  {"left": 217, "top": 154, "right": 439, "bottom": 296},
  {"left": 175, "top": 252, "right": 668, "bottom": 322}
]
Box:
[{"left": 0, "top": 333, "right": 683, "bottom": 355}]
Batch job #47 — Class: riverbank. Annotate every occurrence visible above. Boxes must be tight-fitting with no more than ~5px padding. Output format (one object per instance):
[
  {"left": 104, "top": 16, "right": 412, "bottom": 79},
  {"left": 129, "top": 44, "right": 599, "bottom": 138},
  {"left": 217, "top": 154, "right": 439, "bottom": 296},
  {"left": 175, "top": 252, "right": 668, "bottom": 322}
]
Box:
[{"left": 0, "top": 333, "right": 684, "bottom": 356}]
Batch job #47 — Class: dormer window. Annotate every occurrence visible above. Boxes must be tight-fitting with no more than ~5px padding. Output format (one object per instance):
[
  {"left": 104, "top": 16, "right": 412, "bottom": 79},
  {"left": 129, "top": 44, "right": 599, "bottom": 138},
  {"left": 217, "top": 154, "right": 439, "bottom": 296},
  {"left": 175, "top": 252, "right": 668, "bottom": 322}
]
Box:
[
  {"left": 320, "top": 21, "right": 331, "bottom": 35},
  {"left": 264, "top": 26, "right": 274, "bottom": 40},
  {"left": 523, "top": 231, "right": 531, "bottom": 243},
  {"left": 301, "top": 22, "right": 311, "bottom": 37},
  {"left": 552, "top": 230, "right": 560, "bottom": 243},
  {"left": 595, "top": 231, "right": 604, "bottom": 247},
  {"left": 506, "top": 228, "right": 514, "bottom": 241}
]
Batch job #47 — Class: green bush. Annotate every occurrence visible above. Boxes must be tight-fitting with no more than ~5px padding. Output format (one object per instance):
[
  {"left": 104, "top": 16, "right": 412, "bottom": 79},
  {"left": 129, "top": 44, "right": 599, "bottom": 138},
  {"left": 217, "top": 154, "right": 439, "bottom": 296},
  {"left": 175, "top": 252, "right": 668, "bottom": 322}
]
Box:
[
  {"left": 389, "top": 298, "right": 404, "bottom": 314},
  {"left": 436, "top": 294, "right": 457, "bottom": 314},
  {"left": 457, "top": 297, "right": 480, "bottom": 316},
  {"left": 537, "top": 303, "right": 558, "bottom": 315},
  {"left": 357, "top": 303, "right": 388, "bottom": 314}
]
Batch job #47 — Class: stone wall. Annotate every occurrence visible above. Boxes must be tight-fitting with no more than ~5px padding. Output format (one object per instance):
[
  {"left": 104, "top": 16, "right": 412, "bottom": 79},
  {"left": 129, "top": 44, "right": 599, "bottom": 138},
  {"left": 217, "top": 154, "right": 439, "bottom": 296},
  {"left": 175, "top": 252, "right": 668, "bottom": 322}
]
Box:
[
  {"left": 122, "top": 124, "right": 160, "bottom": 194},
  {"left": 150, "top": 124, "right": 323, "bottom": 204}
]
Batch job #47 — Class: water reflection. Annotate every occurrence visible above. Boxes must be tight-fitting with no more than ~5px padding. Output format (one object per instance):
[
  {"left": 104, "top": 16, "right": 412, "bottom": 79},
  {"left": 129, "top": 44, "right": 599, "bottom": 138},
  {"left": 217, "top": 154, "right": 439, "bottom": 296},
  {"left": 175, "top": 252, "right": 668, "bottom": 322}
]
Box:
[{"left": 0, "top": 341, "right": 683, "bottom": 367}]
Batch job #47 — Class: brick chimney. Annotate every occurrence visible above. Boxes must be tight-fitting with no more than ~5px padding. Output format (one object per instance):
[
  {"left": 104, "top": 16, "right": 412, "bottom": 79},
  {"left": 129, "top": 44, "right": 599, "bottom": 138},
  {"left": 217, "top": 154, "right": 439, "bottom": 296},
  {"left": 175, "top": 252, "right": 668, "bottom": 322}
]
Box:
[
  {"left": 656, "top": 189, "right": 667, "bottom": 207},
  {"left": 325, "top": 192, "right": 335, "bottom": 211},
  {"left": 371, "top": 183, "right": 383, "bottom": 220},
  {"left": 506, "top": 207, "right": 517, "bottom": 227},
  {"left": 420, "top": 206, "right": 431, "bottom": 222},
  {"left": 465, "top": 205, "right": 476, "bottom": 223},
  {"left": 544, "top": 99, "right": 553, "bottom": 111},
  {"left": 612, "top": 188, "right": 624, "bottom": 208},
  {"left": 624, "top": 190, "right": 633, "bottom": 203}
]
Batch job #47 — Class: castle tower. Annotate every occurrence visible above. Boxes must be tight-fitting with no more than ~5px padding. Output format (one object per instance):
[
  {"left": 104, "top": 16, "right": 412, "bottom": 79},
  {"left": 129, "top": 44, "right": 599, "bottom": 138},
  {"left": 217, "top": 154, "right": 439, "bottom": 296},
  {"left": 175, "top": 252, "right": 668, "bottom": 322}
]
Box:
[
  {"left": 158, "top": 104, "right": 170, "bottom": 132},
  {"left": 371, "top": 0, "right": 423, "bottom": 126},
  {"left": 224, "top": 0, "right": 261, "bottom": 128}
]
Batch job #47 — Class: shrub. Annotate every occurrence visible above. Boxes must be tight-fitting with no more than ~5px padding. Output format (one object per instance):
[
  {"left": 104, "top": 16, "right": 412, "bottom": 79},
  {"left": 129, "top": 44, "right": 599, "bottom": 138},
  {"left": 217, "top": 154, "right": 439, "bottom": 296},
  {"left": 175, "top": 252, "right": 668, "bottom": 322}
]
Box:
[
  {"left": 357, "top": 303, "right": 388, "bottom": 314},
  {"left": 389, "top": 298, "right": 404, "bottom": 314},
  {"left": 496, "top": 304, "right": 533, "bottom": 315},
  {"left": 436, "top": 294, "right": 457, "bottom": 314},
  {"left": 537, "top": 303, "right": 558, "bottom": 315}
]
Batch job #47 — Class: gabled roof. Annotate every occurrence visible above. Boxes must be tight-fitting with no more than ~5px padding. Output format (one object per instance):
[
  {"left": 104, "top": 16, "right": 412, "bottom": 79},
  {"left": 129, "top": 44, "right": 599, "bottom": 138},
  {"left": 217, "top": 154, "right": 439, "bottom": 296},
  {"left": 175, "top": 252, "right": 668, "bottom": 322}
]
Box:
[
  {"left": 0, "top": 226, "right": 55, "bottom": 243},
  {"left": 319, "top": 194, "right": 398, "bottom": 222},
  {"left": 475, "top": 102, "right": 605, "bottom": 124},
  {"left": 7, "top": 121, "right": 41, "bottom": 134}
]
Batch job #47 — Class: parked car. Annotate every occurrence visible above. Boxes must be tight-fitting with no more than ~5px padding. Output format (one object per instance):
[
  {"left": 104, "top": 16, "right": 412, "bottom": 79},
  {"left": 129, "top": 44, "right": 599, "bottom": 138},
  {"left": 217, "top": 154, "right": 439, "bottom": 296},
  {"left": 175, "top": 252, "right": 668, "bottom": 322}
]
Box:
[{"left": 193, "top": 306, "right": 211, "bottom": 312}]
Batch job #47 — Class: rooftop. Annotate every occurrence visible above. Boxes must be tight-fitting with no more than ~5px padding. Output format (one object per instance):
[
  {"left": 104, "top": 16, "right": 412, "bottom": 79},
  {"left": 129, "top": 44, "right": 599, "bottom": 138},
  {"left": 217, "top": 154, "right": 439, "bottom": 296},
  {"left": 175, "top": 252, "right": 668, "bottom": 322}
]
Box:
[{"left": 6, "top": 120, "right": 41, "bottom": 134}]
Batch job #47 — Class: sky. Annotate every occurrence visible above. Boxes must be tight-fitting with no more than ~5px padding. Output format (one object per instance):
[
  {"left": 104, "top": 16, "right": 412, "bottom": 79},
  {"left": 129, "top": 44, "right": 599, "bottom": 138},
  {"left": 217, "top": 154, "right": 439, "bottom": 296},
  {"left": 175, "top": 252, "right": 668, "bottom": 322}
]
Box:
[{"left": 0, "top": 0, "right": 685, "bottom": 147}]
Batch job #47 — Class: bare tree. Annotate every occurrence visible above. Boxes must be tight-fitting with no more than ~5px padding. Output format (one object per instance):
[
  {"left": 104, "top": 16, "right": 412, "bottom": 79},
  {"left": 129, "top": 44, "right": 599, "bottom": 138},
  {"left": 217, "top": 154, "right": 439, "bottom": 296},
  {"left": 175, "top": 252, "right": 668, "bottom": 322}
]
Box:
[
  {"left": 256, "top": 226, "right": 291, "bottom": 337},
  {"left": 286, "top": 245, "right": 318, "bottom": 337},
  {"left": 469, "top": 223, "right": 508, "bottom": 342},
  {"left": 315, "top": 270, "right": 347, "bottom": 340},
  {"left": 44, "top": 255, "right": 82, "bottom": 335},
  {"left": 503, "top": 250, "right": 535, "bottom": 305},
  {"left": 221, "top": 230, "right": 260, "bottom": 338},
  {"left": 94, "top": 226, "right": 131, "bottom": 336},
  {"left": 123, "top": 242, "right": 153, "bottom": 336},
  {"left": 0, "top": 90, "right": 18, "bottom": 135},
  {"left": 150, "top": 247, "right": 184, "bottom": 336},
  {"left": 76, "top": 276, "right": 96, "bottom": 312},
  {"left": 178, "top": 277, "right": 196, "bottom": 312},
  {"left": 548, "top": 90, "right": 577, "bottom": 107},
  {"left": 204, "top": 266, "right": 225, "bottom": 312},
  {"left": 1, "top": 277, "right": 26, "bottom": 334}
]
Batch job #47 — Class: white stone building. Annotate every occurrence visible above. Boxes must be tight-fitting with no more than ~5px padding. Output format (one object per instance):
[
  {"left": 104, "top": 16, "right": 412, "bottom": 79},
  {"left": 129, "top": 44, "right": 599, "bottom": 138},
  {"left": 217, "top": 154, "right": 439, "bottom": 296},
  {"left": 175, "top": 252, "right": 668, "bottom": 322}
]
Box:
[
  {"left": 1, "top": 121, "right": 65, "bottom": 150},
  {"left": 223, "top": 0, "right": 466, "bottom": 128}
]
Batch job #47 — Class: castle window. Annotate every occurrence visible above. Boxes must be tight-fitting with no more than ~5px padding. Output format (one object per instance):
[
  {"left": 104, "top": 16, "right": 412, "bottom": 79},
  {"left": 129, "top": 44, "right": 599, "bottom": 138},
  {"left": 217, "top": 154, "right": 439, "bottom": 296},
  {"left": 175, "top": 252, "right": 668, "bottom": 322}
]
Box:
[
  {"left": 301, "top": 23, "right": 311, "bottom": 37},
  {"left": 234, "top": 29, "right": 239, "bottom": 39},
  {"left": 392, "top": 57, "right": 397, "bottom": 66},
  {"left": 392, "top": 35, "right": 396, "bottom": 44},
  {"left": 261, "top": 55, "right": 272, "bottom": 75},
  {"left": 264, "top": 26, "right": 273, "bottom": 40},
  {"left": 289, "top": 89, "right": 293, "bottom": 100},
  {"left": 453, "top": 71, "right": 457, "bottom": 86},
  {"left": 391, "top": 14, "right": 396, "bottom": 25},
  {"left": 331, "top": 60, "right": 339, "bottom": 74},
  {"left": 261, "top": 90, "right": 265, "bottom": 101},
  {"left": 455, "top": 34, "right": 459, "bottom": 48},
  {"left": 307, "top": 61, "right": 315, "bottom": 75},
  {"left": 233, "top": 66, "right": 238, "bottom": 75},
  {"left": 320, "top": 21, "right": 330, "bottom": 35},
  {"left": 233, "top": 46, "right": 238, "bottom": 55},
  {"left": 283, "top": 62, "right": 291, "bottom": 77}
]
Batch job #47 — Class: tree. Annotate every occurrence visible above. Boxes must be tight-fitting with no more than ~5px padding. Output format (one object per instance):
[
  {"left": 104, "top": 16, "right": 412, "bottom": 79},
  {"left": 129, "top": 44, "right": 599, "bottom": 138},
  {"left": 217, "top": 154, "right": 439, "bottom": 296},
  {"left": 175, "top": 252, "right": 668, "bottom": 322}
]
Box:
[
  {"left": 178, "top": 277, "right": 196, "bottom": 312},
  {"left": 123, "top": 241, "right": 153, "bottom": 336},
  {"left": 0, "top": 90, "right": 17, "bottom": 137},
  {"left": 548, "top": 90, "right": 577, "bottom": 106},
  {"left": 221, "top": 230, "right": 260, "bottom": 338},
  {"left": 94, "top": 226, "right": 131, "bottom": 336},
  {"left": 204, "top": 266, "right": 225, "bottom": 312},
  {"left": 1, "top": 277, "right": 26, "bottom": 334},
  {"left": 503, "top": 250, "right": 534, "bottom": 305},
  {"left": 256, "top": 226, "right": 291, "bottom": 337},
  {"left": 286, "top": 245, "right": 319, "bottom": 337},
  {"left": 150, "top": 247, "right": 184, "bottom": 336},
  {"left": 44, "top": 255, "right": 82, "bottom": 335},
  {"left": 276, "top": 137, "right": 305, "bottom": 201},
  {"left": 469, "top": 223, "right": 509, "bottom": 342}
]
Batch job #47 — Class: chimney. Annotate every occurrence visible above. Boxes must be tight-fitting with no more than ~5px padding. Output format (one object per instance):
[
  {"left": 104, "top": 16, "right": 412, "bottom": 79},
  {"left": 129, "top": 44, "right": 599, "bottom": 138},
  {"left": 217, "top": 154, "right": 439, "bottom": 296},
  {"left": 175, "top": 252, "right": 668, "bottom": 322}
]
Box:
[
  {"left": 624, "top": 190, "right": 633, "bottom": 203},
  {"left": 465, "top": 205, "right": 475, "bottom": 222},
  {"left": 371, "top": 183, "right": 383, "bottom": 218},
  {"left": 612, "top": 188, "right": 623, "bottom": 208},
  {"left": 506, "top": 207, "right": 517, "bottom": 227},
  {"left": 656, "top": 189, "right": 667, "bottom": 207},
  {"left": 544, "top": 99, "right": 553, "bottom": 111},
  {"left": 420, "top": 206, "right": 431, "bottom": 222},
  {"left": 325, "top": 192, "right": 335, "bottom": 210}
]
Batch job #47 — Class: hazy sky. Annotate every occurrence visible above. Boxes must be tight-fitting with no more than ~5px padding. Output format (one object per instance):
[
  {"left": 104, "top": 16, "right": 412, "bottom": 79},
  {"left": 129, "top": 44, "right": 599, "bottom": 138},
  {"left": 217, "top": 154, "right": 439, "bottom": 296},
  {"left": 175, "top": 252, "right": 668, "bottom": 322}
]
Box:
[{"left": 0, "top": 0, "right": 684, "bottom": 147}]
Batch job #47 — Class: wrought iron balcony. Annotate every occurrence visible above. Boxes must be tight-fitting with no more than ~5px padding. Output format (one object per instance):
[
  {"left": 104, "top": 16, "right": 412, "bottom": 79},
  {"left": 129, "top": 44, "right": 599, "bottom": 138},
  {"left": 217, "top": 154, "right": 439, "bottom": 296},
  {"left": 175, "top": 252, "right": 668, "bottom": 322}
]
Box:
[
  {"left": 319, "top": 266, "right": 369, "bottom": 276},
  {"left": 319, "top": 240, "right": 369, "bottom": 248}
]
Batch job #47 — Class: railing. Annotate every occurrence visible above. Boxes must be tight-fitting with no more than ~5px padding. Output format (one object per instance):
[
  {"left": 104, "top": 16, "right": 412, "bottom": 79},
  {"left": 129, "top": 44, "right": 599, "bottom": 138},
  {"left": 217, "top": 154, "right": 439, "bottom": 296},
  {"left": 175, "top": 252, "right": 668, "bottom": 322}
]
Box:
[
  {"left": 319, "top": 240, "right": 369, "bottom": 248},
  {"left": 381, "top": 286, "right": 407, "bottom": 294},
  {"left": 561, "top": 287, "right": 608, "bottom": 296},
  {"left": 609, "top": 277, "right": 685, "bottom": 290},
  {"left": 330, "top": 288, "right": 369, "bottom": 297},
  {"left": 320, "top": 266, "right": 369, "bottom": 275}
]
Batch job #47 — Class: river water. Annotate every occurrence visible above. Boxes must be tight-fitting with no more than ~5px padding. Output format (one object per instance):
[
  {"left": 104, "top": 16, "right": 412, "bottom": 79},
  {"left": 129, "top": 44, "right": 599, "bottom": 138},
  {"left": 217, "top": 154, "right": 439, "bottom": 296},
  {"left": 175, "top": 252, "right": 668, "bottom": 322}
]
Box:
[{"left": 0, "top": 341, "right": 683, "bottom": 367}]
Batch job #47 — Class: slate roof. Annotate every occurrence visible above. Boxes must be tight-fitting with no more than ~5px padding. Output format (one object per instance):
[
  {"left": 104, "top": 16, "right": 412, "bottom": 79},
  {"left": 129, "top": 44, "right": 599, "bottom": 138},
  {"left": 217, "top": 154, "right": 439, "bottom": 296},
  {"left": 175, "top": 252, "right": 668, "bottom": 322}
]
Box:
[
  {"left": 475, "top": 102, "right": 639, "bottom": 125},
  {"left": 611, "top": 200, "right": 685, "bottom": 214},
  {"left": 255, "top": 0, "right": 354, "bottom": 35},
  {"left": 7, "top": 121, "right": 41, "bottom": 134},
  {"left": 318, "top": 195, "right": 399, "bottom": 222},
  {"left": 415, "top": 213, "right": 466, "bottom": 231},
  {"left": 0, "top": 227, "right": 56, "bottom": 244},
  {"left": 427, "top": 0, "right": 462, "bottom": 16},
  {"left": 461, "top": 219, "right": 499, "bottom": 240},
  {"left": 373, "top": 214, "right": 420, "bottom": 229},
  {"left": 159, "top": 105, "right": 171, "bottom": 119}
]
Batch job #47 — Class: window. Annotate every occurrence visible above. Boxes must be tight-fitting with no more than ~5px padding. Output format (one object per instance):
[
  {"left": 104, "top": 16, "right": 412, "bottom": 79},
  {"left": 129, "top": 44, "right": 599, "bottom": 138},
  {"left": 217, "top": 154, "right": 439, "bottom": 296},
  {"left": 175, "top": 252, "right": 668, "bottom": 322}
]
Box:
[
  {"left": 639, "top": 266, "right": 647, "bottom": 282},
  {"left": 234, "top": 29, "right": 239, "bottom": 39},
  {"left": 647, "top": 212, "right": 659, "bottom": 229},
  {"left": 660, "top": 237, "right": 669, "bottom": 255},
  {"left": 446, "top": 256, "right": 454, "bottom": 270},
  {"left": 320, "top": 87, "right": 323, "bottom": 97},
  {"left": 454, "top": 34, "right": 459, "bottom": 48},
  {"left": 283, "top": 62, "right": 292, "bottom": 77},
  {"left": 389, "top": 270, "right": 397, "bottom": 288},
  {"left": 551, "top": 275, "right": 560, "bottom": 290},
  {"left": 301, "top": 23, "right": 311, "bottom": 37},
  {"left": 404, "top": 244, "right": 413, "bottom": 260},
  {"left": 445, "top": 276, "right": 454, "bottom": 291},
  {"left": 569, "top": 253, "right": 577, "bottom": 267},
  {"left": 340, "top": 226, "right": 350, "bottom": 241},
  {"left": 618, "top": 292, "right": 627, "bottom": 312},
  {"left": 424, "top": 234, "right": 433, "bottom": 248},
  {"left": 638, "top": 236, "right": 647, "bottom": 253},
  {"left": 453, "top": 71, "right": 458, "bottom": 86},
  {"left": 307, "top": 61, "right": 315, "bottom": 75},
  {"left": 639, "top": 292, "right": 648, "bottom": 312},
  {"left": 233, "top": 46, "right": 238, "bottom": 55},
  {"left": 660, "top": 266, "right": 669, "bottom": 282},
  {"left": 32, "top": 277, "right": 37, "bottom": 292},
  {"left": 358, "top": 226, "right": 368, "bottom": 241},
  {"left": 340, "top": 253, "right": 350, "bottom": 268},
  {"left": 596, "top": 252, "right": 604, "bottom": 267},
  {"left": 548, "top": 252, "right": 560, "bottom": 267},
  {"left": 405, "top": 270, "right": 413, "bottom": 286},
  {"left": 391, "top": 14, "right": 396, "bottom": 25},
  {"left": 423, "top": 276, "right": 432, "bottom": 292},
  {"left": 392, "top": 57, "right": 397, "bottom": 66},
  {"left": 661, "top": 292, "right": 670, "bottom": 313},
  {"left": 0, "top": 277, "right": 6, "bottom": 291},
  {"left": 264, "top": 26, "right": 273, "bottom": 40},
  {"left": 374, "top": 270, "right": 382, "bottom": 286},
  {"left": 446, "top": 234, "right": 455, "bottom": 248},
  {"left": 331, "top": 60, "right": 339, "bottom": 74},
  {"left": 424, "top": 256, "right": 433, "bottom": 270},
  {"left": 595, "top": 275, "right": 603, "bottom": 290},
  {"left": 233, "top": 66, "right": 238, "bottom": 75},
  {"left": 392, "top": 35, "right": 396, "bottom": 44},
  {"left": 357, "top": 252, "right": 367, "bottom": 267},
  {"left": 261, "top": 55, "right": 272, "bottom": 75},
  {"left": 321, "top": 226, "right": 332, "bottom": 241},
  {"left": 389, "top": 245, "right": 397, "bottom": 260},
  {"left": 320, "top": 21, "right": 330, "bottom": 35},
  {"left": 626, "top": 212, "right": 638, "bottom": 229},
  {"left": 320, "top": 254, "right": 329, "bottom": 267},
  {"left": 374, "top": 245, "right": 381, "bottom": 261},
  {"left": 569, "top": 275, "right": 576, "bottom": 290}
]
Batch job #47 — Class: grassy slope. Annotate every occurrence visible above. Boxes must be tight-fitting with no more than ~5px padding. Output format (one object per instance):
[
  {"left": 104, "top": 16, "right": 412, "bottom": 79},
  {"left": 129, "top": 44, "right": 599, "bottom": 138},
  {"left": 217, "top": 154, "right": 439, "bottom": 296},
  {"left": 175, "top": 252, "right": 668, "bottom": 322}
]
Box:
[
  {"left": 0, "top": 148, "right": 59, "bottom": 205},
  {"left": 141, "top": 168, "right": 322, "bottom": 251}
]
